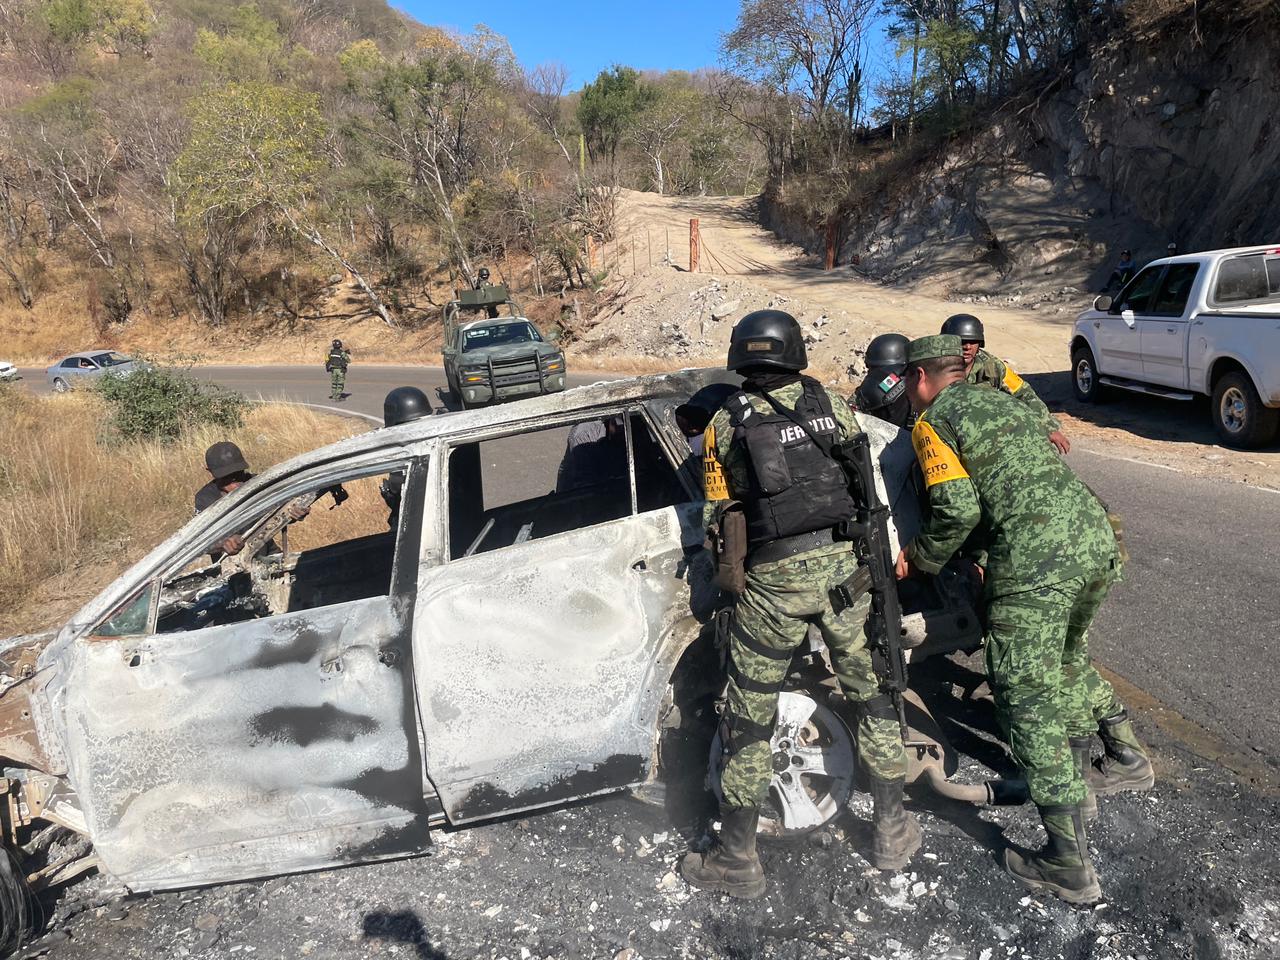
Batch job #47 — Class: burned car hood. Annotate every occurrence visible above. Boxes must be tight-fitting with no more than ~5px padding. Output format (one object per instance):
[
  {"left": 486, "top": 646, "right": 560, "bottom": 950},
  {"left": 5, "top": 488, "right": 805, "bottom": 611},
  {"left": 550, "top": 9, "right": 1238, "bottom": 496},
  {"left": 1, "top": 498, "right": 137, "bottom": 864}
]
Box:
[{"left": 0, "top": 629, "right": 57, "bottom": 684}]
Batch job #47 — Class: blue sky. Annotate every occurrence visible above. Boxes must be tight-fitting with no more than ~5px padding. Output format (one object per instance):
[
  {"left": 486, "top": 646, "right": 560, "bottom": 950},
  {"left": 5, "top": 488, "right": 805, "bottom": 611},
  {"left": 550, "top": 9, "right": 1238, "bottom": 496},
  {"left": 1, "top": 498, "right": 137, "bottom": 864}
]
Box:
[{"left": 398, "top": 0, "right": 752, "bottom": 89}]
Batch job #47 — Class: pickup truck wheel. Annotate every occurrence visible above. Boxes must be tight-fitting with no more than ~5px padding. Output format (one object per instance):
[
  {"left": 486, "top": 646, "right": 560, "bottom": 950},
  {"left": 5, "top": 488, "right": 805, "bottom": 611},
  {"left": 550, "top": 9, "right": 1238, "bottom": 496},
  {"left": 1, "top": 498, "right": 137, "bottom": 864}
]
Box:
[
  {"left": 709, "top": 690, "right": 856, "bottom": 838},
  {"left": 1212, "top": 371, "right": 1279, "bottom": 448},
  {"left": 1071, "top": 345, "right": 1106, "bottom": 403}
]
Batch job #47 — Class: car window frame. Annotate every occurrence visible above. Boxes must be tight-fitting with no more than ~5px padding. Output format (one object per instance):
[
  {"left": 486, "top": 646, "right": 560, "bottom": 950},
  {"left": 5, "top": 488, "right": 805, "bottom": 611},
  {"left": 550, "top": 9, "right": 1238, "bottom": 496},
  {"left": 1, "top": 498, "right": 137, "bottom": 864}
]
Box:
[
  {"left": 80, "top": 450, "right": 418, "bottom": 640},
  {"left": 1113, "top": 265, "right": 1167, "bottom": 314},
  {"left": 438, "top": 405, "right": 693, "bottom": 563},
  {"left": 1208, "top": 252, "right": 1280, "bottom": 309},
  {"left": 1148, "top": 262, "right": 1201, "bottom": 318}
]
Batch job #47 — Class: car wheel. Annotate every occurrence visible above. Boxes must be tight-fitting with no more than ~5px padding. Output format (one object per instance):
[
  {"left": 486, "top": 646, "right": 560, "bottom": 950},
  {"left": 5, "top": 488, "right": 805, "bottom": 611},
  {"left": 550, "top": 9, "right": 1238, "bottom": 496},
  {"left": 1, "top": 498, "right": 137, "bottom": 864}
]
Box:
[
  {"left": 52, "top": 377, "right": 69, "bottom": 393},
  {"left": 1212, "top": 371, "right": 1279, "bottom": 448},
  {"left": 710, "top": 689, "right": 857, "bottom": 838},
  {"left": 1070, "top": 344, "right": 1106, "bottom": 403}
]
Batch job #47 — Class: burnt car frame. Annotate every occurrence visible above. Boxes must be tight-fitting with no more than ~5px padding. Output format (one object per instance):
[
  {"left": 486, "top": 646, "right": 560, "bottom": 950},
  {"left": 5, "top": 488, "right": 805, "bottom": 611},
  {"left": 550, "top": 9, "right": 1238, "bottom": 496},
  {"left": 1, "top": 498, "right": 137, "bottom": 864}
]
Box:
[{"left": 0, "top": 369, "right": 977, "bottom": 900}]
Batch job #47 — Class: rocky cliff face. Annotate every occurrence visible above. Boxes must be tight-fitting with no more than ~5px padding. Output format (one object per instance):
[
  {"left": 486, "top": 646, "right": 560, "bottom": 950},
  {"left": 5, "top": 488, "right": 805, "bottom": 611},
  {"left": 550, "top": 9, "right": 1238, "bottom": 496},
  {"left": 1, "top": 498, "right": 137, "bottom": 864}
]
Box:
[{"left": 764, "top": 0, "right": 1280, "bottom": 299}]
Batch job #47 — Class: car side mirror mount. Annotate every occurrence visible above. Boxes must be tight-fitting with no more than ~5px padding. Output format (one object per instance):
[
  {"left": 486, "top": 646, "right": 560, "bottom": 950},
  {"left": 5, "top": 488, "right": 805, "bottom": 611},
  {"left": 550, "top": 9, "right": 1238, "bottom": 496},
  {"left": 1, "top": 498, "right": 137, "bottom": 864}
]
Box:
[{"left": 1093, "top": 295, "right": 1113, "bottom": 312}]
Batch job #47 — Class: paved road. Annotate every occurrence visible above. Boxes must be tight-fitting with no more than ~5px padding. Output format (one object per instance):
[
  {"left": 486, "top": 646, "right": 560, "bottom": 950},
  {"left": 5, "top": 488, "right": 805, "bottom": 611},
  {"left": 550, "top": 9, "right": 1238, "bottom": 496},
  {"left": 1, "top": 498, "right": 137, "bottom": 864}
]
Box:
[
  {"left": 16, "top": 363, "right": 1280, "bottom": 777},
  {"left": 18, "top": 363, "right": 616, "bottom": 424},
  {"left": 1068, "top": 447, "right": 1280, "bottom": 782}
]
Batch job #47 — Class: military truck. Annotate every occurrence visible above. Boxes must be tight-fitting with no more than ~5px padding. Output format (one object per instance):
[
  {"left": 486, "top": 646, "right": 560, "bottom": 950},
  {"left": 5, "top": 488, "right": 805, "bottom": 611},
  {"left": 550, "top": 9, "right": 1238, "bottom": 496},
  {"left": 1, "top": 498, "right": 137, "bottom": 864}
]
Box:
[{"left": 441, "top": 280, "right": 566, "bottom": 408}]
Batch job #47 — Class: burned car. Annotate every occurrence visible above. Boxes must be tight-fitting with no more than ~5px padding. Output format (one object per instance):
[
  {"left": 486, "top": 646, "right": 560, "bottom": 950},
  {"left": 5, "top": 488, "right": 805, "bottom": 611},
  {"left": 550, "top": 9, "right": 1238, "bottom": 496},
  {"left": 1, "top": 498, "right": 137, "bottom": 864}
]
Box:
[{"left": 0, "top": 369, "right": 979, "bottom": 910}]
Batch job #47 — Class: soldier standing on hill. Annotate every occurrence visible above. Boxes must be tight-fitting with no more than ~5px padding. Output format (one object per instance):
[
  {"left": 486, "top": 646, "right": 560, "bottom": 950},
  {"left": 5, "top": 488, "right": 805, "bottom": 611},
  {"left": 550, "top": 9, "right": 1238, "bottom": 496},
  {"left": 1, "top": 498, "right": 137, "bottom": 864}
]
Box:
[{"left": 326, "top": 339, "right": 351, "bottom": 401}]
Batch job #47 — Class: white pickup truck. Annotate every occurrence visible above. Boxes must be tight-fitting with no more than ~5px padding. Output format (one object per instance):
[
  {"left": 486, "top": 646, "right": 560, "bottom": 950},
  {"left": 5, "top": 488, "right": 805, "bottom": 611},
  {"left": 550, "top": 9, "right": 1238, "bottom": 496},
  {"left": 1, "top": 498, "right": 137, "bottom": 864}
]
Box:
[{"left": 1070, "top": 245, "right": 1280, "bottom": 447}]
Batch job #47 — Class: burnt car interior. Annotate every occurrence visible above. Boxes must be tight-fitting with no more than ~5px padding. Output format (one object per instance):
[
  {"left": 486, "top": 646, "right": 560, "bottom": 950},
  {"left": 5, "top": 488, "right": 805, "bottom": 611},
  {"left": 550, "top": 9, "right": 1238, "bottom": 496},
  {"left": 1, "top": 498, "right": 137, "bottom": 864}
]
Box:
[
  {"left": 90, "top": 465, "right": 412, "bottom": 639},
  {"left": 447, "top": 410, "right": 692, "bottom": 559}
]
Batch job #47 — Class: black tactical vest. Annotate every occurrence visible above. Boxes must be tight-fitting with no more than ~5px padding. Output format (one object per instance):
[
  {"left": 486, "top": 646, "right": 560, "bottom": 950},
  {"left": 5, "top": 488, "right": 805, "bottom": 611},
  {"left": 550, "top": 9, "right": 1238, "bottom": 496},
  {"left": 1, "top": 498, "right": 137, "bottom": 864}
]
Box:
[
  {"left": 727, "top": 378, "right": 857, "bottom": 545},
  {"left": 327, "top": 349, "right": 348, "bottom": 370}
]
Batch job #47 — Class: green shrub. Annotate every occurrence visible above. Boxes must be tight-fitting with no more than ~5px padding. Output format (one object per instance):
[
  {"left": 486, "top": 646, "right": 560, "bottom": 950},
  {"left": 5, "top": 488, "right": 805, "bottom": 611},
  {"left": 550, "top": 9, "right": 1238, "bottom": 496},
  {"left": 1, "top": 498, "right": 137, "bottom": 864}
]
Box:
[{"left": 95, "top": 367, "right": 246, "bottom": 442}]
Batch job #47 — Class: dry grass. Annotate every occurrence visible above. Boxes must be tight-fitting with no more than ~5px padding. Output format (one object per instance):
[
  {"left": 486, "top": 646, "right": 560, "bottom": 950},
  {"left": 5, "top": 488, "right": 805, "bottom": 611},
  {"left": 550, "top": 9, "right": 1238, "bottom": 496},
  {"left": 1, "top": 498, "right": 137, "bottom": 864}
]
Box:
[{"left": 0, "top": 387, "right": 359, "bottom": 635}]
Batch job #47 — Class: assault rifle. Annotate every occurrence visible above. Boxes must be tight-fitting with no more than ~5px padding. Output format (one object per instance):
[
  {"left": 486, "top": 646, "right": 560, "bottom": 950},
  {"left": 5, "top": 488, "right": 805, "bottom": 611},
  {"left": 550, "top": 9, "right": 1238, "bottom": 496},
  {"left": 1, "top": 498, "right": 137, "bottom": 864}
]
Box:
[
  {"left": 754, "top": 390, "right": 911, "bottom": 741},
  {"left": 828, "top": 433, "right": 910, "bottom": 742}
]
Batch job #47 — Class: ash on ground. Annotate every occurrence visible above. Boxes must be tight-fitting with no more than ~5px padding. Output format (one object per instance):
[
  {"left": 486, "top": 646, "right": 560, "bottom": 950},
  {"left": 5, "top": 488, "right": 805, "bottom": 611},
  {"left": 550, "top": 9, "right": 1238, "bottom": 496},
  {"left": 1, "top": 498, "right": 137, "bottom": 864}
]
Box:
[{"left": 26, "top": 655, "right": 1280, "bottom": 960}]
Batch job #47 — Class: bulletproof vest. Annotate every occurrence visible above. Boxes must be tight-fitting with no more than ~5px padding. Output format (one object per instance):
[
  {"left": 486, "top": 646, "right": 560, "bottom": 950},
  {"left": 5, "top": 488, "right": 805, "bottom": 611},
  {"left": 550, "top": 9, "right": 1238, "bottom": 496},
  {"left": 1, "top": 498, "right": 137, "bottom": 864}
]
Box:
[
  {"left": 855, "top": 368, "right": 912, "bottom": 429},
  {"left": 727, "top": 378, "right": 857, "bottom": 545},
  {"left": 327, "top": 349, "right": 348, "bottom": 370}
]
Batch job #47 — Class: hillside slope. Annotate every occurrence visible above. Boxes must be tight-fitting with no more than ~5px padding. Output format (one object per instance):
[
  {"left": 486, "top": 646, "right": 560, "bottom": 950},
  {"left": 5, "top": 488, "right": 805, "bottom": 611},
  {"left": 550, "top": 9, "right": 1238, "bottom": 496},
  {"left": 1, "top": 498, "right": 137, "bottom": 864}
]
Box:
[{"left": 763, "top": 0, "right": 1280, "bottom": 299}]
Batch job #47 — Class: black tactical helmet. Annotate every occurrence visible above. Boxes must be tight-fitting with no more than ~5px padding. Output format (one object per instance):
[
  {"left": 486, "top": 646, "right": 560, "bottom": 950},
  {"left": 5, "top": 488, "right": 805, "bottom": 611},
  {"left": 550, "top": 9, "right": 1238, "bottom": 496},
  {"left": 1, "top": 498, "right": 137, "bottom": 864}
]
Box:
[
  {"left": 940, "top": 313, "right": 984, "bottom": 345},
  {"left": 383, "top": 386, "right": 432, "bottom": 427},
  {"left": 727, "top": 309, "right": 807, "bottom": 372},
  {"left": 864, "top": 333, "right": 909, "bottom": 372},
  {"left": 332, "top": 338, "right": 343, "bottom": 349},
  {"left": 478, "top": 267, "right": 490, "bottom": 282}
]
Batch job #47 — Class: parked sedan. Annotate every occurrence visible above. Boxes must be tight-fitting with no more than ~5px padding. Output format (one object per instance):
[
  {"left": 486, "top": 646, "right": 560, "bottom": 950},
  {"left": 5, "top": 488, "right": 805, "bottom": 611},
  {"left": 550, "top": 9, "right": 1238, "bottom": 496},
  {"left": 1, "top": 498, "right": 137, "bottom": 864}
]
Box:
[
  {"left": 45, "top": 350, "right": 146, "bottom": 392},
  {"left": 0, "top": 370, "right": 977, "bottom": 908}
]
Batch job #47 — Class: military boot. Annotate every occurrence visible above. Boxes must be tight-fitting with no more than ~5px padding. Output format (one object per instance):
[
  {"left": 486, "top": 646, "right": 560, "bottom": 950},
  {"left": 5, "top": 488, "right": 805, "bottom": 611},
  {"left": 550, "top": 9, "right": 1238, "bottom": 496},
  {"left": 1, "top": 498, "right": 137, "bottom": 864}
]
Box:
[
  {"left": 1070, "top": 736, "right": 1098, "bottom": 821},
  {"left": 1004, "top": 804, "right": 1102, "bottom": 905},
  {"left": 1086, "top": 710, "right": 1155, "bottom": 795},
  {"left": 868, "top": 775, "right": 922, "bottom": 871},
  {"left": 679, "top": 806, "right": 766, "bottom": 899}
]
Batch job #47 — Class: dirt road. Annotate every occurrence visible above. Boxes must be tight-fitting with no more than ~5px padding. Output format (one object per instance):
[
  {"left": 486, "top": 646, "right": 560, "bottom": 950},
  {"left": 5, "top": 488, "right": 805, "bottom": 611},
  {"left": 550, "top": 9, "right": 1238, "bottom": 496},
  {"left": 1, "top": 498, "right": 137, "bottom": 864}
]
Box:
[{"left": 609, "top": 190, "right": 1077, "bottom": 374}]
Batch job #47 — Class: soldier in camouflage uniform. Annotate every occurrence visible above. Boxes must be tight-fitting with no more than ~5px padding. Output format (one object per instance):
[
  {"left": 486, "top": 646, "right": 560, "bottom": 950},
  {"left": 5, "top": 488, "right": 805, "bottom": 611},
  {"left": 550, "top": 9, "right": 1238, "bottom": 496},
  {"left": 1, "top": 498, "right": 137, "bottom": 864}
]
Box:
[
  {"left": 943, "top": 315, "right": 1154, "bottom": 808},
  {"left": 680, "top": 310, "right": 918, "bottom": 901},
  {"left": 325, "top": 339, "right": 351, "bottom": 400},
  {"left": 940, "top": 314, "right": 1071, "bottom": 455},
  {"left": 896, "top": 334, "right": 1151, "bottom": 904}
]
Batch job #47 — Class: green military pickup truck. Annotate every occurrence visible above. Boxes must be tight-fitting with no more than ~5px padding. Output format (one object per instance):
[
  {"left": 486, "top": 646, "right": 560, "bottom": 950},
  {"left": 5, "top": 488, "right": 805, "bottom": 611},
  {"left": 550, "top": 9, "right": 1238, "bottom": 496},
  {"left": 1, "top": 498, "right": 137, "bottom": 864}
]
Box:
[{"left": 442, "top": 283, "right": 567, "bottom": 409}]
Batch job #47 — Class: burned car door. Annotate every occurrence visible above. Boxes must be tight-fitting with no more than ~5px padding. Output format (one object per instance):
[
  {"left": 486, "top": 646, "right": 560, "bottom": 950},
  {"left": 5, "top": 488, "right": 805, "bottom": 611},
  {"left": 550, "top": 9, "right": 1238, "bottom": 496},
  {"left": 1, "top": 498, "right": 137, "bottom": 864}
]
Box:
[
  {"left": 53, "top": 458, "right": 432, "bottom": 891},
  {"left": 413, "top": 409, "right": 706, "bottom": 823}
]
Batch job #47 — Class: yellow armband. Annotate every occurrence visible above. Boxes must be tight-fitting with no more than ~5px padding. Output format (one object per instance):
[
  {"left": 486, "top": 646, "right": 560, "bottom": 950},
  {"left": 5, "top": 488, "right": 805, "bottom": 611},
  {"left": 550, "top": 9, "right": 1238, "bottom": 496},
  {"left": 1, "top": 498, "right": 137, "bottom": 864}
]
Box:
[
  {"left": 1002, "top": 364, "right": 1025, "bottom": 393},
  {"left": 703, "top": 424, "right": 729, "bottom": 500},
  {"left": 911, "top": 420, "right": 970, "bottom": 488}
]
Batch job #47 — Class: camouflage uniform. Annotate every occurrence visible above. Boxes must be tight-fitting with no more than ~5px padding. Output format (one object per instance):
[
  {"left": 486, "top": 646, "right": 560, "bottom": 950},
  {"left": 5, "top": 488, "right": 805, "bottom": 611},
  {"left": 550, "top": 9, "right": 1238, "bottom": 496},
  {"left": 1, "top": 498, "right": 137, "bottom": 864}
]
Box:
[
  {"left": 966, "top": 348, "right": 1061, "bottom": 434},
  {"left": 704, "top": 381, "right": 906, "bottom": 808},
  {"left": 326, "top": 346, "right": 351, "bottom": 399},
  {"left": 907, "top": 378, "right": 1121, "bottom": 807}
]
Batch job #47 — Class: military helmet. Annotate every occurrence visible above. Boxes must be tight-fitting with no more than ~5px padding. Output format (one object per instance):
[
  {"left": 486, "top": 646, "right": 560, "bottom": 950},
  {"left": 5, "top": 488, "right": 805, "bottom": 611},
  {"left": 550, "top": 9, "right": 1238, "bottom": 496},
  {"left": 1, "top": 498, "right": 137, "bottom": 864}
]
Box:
[
  {"left": 478, "top": 267, "right": 490, "bottom": 282},
  {"left": 864, "top": 333, "right": 909, "bottom": 372},
  {"left": 383, "top": 386, "right": 432, "bottom": 427},
  {"left": 940, "top": 313, "right": 984, "bottom": 345},
  {"left": 727, "top": 310, "right": 807, "bottom": 372},
  {"left": 332, "top": 338, "right": 343, "bottom": 349}
]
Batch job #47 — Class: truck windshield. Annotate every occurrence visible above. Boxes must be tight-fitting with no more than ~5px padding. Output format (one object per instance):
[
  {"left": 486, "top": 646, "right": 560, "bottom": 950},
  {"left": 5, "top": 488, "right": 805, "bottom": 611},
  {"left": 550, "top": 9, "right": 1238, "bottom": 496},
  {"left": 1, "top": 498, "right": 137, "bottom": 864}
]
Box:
[{"left": 462, "top": 323, "right": 543, "bottom": 351}]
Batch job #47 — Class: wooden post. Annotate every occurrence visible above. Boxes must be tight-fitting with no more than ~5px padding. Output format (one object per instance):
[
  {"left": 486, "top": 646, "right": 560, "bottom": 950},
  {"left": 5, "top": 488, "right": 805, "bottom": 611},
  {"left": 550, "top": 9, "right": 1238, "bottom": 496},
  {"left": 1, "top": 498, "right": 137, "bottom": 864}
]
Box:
[
  {"left": 631, "top": 240, "right": 636, "bottom": 275},
  {"left": 689, "top": 218, "right": 700, "bottom": 273},
  {"left": 585, "top": 234, "right": 596, "bottom": 270},
  {"left": 824, "top": 219, "right": 837, "bottom": 271},
  {"left": 647, "top": 229, "right": 652, "bottom": 266}
]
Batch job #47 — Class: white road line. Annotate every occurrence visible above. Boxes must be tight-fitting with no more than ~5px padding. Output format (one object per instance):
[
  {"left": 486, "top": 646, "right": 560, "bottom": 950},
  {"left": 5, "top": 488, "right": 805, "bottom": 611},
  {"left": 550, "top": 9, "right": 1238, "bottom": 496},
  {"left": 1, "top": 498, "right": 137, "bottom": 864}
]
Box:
[
  {"left": 1074, "top": 444, "right": 1280, "bottom": 494},
  {"left": 288, "top": 401, "right": 381, "bottom": 425},
  {"left": 1074, "top": 446, "right": 1184, "bottom": 473},
  {"left": 244, "top": 395, "right": 381, "bottom": 425}
]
